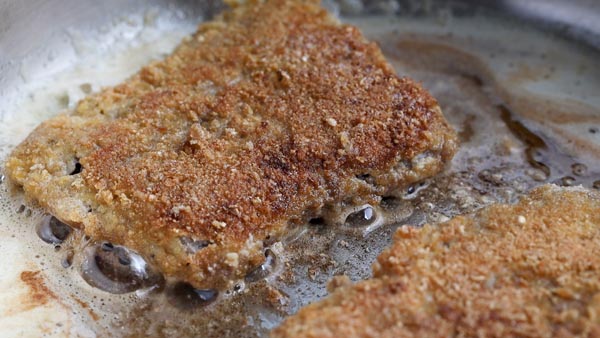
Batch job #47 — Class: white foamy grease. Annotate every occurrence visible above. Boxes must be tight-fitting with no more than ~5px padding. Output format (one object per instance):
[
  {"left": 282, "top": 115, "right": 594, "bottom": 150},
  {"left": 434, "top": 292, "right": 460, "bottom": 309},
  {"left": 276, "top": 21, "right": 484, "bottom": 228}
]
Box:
[{"left": 0, "top": 6, "right": 200, "bottom": 337}]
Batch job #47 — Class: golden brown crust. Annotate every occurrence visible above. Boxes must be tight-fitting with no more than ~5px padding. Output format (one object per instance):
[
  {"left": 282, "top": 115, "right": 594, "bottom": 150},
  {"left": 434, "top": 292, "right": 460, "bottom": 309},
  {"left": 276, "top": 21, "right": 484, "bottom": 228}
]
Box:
[
  {"left": 272, "top": 185, "right": 600, "bottom": 338},
  {"left": 5, "top": 0, "right": 456, "bottom": 289}
]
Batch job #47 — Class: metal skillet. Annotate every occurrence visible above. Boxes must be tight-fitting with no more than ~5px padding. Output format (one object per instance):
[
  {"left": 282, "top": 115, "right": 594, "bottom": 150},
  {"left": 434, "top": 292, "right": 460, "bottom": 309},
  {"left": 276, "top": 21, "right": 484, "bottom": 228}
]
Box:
[{"left": 0, "top": 0, "right": 599, "bottom": 336}]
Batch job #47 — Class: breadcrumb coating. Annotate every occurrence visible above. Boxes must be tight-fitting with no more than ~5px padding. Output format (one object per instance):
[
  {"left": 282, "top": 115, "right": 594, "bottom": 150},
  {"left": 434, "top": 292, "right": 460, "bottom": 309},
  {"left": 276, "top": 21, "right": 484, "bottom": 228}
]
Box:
[
  {"left": 5, "top": 0, "right": 456, "bottom": 289},
  {"left": 273, "top": 185, "right": 600, "bottom": 338}
]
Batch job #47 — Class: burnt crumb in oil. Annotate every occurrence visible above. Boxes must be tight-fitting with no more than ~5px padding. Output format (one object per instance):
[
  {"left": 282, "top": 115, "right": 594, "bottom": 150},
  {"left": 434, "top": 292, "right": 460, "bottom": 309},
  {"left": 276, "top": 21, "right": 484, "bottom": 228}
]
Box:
[
  {"left": 16, "top": 204, "right": 26, "bottom": 214},
  {"left": 225, "top": 284, "right": 245, "bottom": 296},
  {"left": 62, "top": 250, "right": 74, "bottom": 268}
]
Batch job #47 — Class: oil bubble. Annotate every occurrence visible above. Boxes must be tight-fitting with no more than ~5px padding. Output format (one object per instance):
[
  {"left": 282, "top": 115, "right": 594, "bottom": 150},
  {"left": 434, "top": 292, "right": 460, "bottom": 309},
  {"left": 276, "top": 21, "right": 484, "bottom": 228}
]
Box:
[
  {"left": 166, "top": 282, "right": 218, "bottom": 310},
  {"left": 80, "top": 242, "right": 164, "bottom": 294},
  {"left": 571, "top": 163, "right": 587, "bottom": 176},
  {"left": 37, "top": 215, "right": 72, "bottom": 244},
  {"left": 246, "top": 249, "right": 277, "bottom": 283},
  {"left": 345, "top": 206, "right": 376, "bottom": 228},
  {"left": 559, "top": 176, "right": 576, "bottom": 186}
]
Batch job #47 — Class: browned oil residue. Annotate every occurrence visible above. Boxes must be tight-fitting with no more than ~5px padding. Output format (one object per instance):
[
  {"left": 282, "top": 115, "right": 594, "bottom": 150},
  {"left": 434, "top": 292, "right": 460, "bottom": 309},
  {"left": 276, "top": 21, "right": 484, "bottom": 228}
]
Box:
[
  {"left": 498, "top": 104, "right": 550, "bottom": 177},
  {"left": 458, "top": 114, "right": 475, "bottom": 143},
  {"left": 19, "top": 270, "right": 57, "bottom": 309},
  {"left": 73, "top": 297, "right": 100, "bottom": 321}
]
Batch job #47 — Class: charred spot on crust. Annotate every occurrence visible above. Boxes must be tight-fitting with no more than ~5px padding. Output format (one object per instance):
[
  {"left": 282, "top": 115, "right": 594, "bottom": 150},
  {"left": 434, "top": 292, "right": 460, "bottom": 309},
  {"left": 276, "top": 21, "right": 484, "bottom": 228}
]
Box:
[
  {"left": 70, "top": 160, "right": 83, "bottom": 175},
  {"left": 308, "top": 217, "right": 325, "bottom": 226}
]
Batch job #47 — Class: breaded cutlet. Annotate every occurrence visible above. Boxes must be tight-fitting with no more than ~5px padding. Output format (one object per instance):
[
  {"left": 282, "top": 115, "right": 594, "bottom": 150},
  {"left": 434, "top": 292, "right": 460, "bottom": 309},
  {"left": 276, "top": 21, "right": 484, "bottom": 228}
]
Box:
[
  {"left": 5, "top": 0, "right": 456, "bottom": 290},
  {"left": 272, "top": 185, "right": 600, "bottom": 338}
]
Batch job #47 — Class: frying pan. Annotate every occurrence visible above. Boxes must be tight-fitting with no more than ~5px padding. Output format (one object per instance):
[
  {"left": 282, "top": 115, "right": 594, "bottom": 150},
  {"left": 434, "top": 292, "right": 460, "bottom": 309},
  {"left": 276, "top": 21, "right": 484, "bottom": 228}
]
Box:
[{"left": 0, "top": 0, "right": 599, "bottom": 337}]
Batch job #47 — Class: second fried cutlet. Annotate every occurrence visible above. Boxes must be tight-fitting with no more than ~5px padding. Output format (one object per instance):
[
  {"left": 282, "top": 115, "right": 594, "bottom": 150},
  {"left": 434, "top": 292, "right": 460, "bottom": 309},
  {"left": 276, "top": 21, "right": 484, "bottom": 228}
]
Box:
[
  {"left": 272, "top": 185, "right": 600, "bottom": 338},
  {"left": 5, "top": 0, "right": 456, "bottom": 290}
]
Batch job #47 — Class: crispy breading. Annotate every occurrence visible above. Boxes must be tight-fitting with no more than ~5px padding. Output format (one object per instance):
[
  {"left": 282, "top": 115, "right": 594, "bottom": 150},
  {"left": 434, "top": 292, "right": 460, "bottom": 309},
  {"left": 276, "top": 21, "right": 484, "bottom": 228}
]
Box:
[
  {"left": 272, "top": 185, "right": 600, "bottom": 338},
  {"left": 5, "top": 0, "right": 456, "bottom": 289}
]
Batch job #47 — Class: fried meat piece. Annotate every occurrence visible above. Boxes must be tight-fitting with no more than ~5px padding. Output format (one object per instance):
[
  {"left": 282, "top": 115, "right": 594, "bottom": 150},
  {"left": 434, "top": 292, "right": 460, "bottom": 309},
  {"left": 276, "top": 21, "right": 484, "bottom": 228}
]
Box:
[
  {"left": 5, "top": 0, "right": 456, "bottom": 289},
  {"left": 272, "top": 185, "right": 600, "bottom": 338}
]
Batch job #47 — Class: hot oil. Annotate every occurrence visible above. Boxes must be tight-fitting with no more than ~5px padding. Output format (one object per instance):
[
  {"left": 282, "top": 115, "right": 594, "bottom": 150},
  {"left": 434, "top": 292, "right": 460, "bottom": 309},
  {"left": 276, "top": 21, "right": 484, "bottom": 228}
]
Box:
[{"left": 0, "top": 6, "right": 599, "bottom": 338}]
